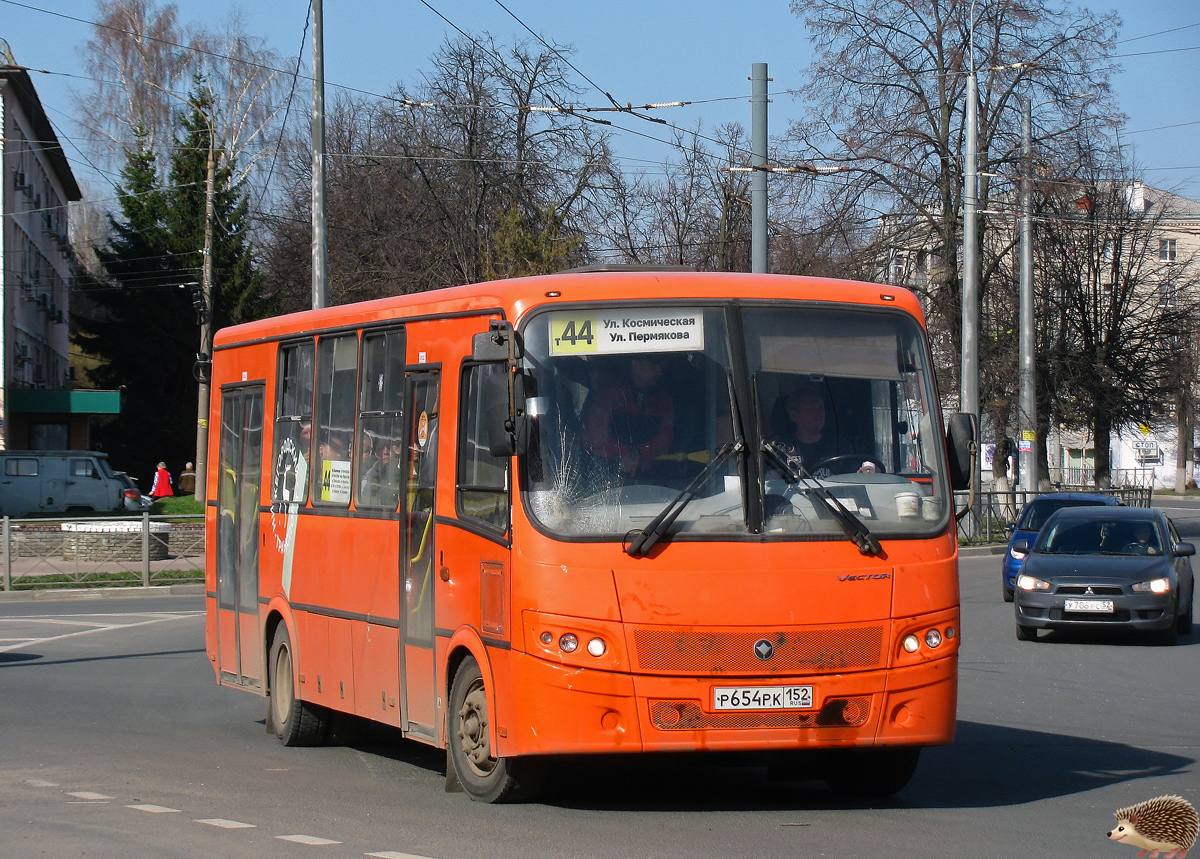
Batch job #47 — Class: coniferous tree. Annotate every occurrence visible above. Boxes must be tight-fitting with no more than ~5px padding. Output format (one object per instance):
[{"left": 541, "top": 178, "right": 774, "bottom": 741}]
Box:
[{"left": 75, "top": 86, "right": 270, "bottom": 486}]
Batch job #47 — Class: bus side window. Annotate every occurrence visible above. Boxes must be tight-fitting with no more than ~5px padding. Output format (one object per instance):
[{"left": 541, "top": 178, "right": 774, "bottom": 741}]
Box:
[
  {"left": 356, "top": 329, "right": 405, "bottom": 511},
  {"left": 273, "top": 340, "right": 315, "bottom": 505},
  {"left": 314, "top": 334, "right": 358, "bottom": 507},
  {"left": 457, "top": 363, "right": 510, "bottom": 530}
]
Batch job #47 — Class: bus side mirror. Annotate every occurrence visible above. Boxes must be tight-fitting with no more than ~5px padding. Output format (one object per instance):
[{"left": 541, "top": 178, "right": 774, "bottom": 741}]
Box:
[
  {"left": 482, "top": 370, "right": 527, "bottom": 457},
  {"left": 946, "top": 412, "right": 978, "bottom": 491},
  {"left": 472, "top": 320, "right": 520, "bottom": 362}
]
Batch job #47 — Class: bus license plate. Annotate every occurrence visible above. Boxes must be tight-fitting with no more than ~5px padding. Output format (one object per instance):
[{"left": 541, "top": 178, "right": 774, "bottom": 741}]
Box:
[
  {"left": 713, "top": 685, "right": 814, "bottom": 711},
  {"left": 1064, "top": 598, "right": 1114, "bottom": 613}
]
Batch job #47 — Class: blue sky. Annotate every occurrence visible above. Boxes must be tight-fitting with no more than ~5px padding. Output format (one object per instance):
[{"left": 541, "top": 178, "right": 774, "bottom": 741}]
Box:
[{"left": 3, "top": 0, "right": 1199, "bottom": 197}]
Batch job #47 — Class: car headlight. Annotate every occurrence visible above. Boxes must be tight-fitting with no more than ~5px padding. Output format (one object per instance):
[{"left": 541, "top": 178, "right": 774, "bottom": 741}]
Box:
[
  {"left": 1131, "top": 577, "right": 1171, "bottom": 594},
  {"left": 1009, "top": 547, "right": 1027, "bottom": 561},
  {"left": 1016, "top": 574, "right": 1051, "bottom": 591}
]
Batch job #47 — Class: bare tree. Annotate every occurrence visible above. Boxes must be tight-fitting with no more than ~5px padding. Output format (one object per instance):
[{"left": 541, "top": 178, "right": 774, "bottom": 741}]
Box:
[
  {"left": 260, "top": 34, "right": 612, "bottom": 309},
  {"left": 74, "top": 0, "right": 288, "bottom": 194},
  {"left": 785, "top": 0, "right": 1122, "bottom": 400},
  {"left": 1038, "top": 178, "right": 1200, "bottom": 487}
]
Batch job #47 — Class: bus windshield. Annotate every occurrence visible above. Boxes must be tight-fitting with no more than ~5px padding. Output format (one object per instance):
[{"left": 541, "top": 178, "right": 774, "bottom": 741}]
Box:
[{"left": 520, "top": 303, "right": 948, "bottom": 541}]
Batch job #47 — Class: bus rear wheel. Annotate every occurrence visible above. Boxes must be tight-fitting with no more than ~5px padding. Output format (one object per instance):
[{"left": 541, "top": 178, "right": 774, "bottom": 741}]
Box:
[
  {"left": 268, "top": 624, "right": 328, "bottom": 746},
  {"left": 448, "top": 656, "right": 546, "bottom": 803},
  {"left": 823, "top": 747, "right": 921, "bottom": 799}
]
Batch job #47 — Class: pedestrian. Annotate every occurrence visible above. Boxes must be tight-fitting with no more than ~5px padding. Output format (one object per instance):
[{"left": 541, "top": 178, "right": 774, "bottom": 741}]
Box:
[
  {"left": 179, "top": 462, "right": 196, "bottom": 495},
  {"left": 150, "top": 461, "right": 174, "bottom": 501}
]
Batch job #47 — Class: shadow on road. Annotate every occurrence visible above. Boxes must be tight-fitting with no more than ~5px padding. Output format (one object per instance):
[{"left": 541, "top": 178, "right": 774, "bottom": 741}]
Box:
[{"left": 519, "top": 719, "right": 1193, "bottom": 811}]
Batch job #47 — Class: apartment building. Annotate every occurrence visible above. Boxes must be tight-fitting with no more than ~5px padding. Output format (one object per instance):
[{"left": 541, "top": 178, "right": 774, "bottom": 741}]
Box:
[{"left": 1, "top": 53, "right": 119, "bottom": 449}]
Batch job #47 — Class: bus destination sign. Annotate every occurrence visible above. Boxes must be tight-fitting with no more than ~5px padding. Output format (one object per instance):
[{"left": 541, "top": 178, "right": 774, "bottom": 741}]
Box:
[{"left": 549, "top": 309, "right": 704, "bottom": 356}]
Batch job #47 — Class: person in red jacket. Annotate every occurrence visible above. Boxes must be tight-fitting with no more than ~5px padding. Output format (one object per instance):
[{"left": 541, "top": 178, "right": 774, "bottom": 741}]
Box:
[{"left": 150, "top": 462, "right": 174, "bottom": 501}]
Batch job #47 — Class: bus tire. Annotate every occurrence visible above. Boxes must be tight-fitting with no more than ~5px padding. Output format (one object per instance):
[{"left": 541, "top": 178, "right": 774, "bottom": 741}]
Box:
[
  {"left": 448, "top": 656, "right": 546, "bottom": 803},
  {"left": 823, "top": 747, "right": 921, "bottom": 799},
  {"left": 268, "top": 624, "right": 328, "bottom": 747}
]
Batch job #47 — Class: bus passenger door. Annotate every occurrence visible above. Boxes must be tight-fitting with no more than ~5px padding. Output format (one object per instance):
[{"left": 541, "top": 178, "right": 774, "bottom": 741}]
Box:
[
  {"left": 400, "top": 372, "right": 439, "bottom": 739},
  {"left": 215, "top": 385, "right": 265, "bottom": 689}
]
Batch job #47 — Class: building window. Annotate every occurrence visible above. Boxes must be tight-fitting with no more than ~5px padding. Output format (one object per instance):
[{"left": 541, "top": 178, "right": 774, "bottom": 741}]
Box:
[
  {"left": 1160, "top": 282, "right": 1178, "bottom": 308},
  {"left": 1160, "top": 239, "right": 1177, "bottom": 262}
]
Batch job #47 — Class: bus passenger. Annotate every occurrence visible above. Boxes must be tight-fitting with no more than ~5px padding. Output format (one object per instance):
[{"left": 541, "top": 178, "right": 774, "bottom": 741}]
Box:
[{"left": 583, "top": 355, "right": 675, "bottom": 478}]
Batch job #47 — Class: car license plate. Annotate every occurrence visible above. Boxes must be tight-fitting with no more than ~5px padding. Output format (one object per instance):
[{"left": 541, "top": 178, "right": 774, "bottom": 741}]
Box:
[
  {"left": 713, "top": 685, "right": 814, "bottom": 711},
  {"left": 1064, "top": 598, "right": 1114, "bottom": 613}
]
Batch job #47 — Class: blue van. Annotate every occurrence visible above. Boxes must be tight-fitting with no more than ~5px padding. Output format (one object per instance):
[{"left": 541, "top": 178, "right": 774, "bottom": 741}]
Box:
[{"left": 1001, "top": 492, "right": 1124, "bottom": 601}]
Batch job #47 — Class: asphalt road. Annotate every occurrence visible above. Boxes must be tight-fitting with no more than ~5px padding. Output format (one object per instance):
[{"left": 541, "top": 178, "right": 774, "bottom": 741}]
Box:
[{"left": 1, "top": 511, "right": 1197, "bottom": 858}]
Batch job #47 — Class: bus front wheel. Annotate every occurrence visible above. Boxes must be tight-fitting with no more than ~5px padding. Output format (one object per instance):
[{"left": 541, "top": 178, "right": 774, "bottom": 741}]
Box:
[
  {"left": 268, "top": 624, "right": 328, "bottom": 746},
  {"left": 448, "top": 656, "right": 546, "bottom": 803}
]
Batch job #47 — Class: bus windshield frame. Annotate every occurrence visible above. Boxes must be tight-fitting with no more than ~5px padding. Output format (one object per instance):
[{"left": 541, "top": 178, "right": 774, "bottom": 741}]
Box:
[{"left": 518, "top": 300, "right": 950, "bottom": 544}]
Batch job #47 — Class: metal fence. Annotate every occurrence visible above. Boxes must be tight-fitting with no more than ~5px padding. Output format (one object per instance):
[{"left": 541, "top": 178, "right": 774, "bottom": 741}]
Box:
[
  {"left": 0, "top": 491, "right": 1164, "bottom": 588},
  {"left": 0, "top": 513, "right": 204, "bottom": 591},
  {"left": 956, "top": 486, "right": 1155, "bottom": 545}
]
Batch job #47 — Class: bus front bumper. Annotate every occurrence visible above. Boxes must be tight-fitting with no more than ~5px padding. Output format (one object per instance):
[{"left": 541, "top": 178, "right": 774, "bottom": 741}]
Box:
[{"left": 498, "top": 651, "right": 957, "bottom": 758}]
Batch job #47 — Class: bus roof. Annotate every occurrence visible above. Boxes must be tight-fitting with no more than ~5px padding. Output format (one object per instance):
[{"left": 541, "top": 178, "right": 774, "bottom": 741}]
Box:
[{"left": 213, "top": 271, "right": 924, "bottom": 349}]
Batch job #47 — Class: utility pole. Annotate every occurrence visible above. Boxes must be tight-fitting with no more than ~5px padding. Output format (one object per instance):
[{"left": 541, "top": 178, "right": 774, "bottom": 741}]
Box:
[
  {"left": 1018, "top": 96, "right": 1039, "bottom": 493},
  {"left": 193, "top": 114, "right": 216, "bottom": 503},
  {"left": 750, "top": 63, "right": 768, "bottom": 274},
  {"left": 311, "top": 0, "right": 328, "bottom": 309},
  {"left": 961, "top": 71, "right": 979, "bottom": 419}
]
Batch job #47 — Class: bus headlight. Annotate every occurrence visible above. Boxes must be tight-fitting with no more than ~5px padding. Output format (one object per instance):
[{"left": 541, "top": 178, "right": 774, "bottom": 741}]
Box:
[
  {"left": 559, "top": 633, "right": 579, "bottom": 653},
  {"left": 587, "top": 637, "right": 606, "bottom": 657}
]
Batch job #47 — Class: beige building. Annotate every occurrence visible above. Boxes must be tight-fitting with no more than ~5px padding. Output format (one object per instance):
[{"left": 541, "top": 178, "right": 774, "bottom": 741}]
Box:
[
  {"left": 877, "top": 180, "right": 1200, "bottom": 488},
  {"left": 2, "top": 51, "right": 119, "bottom": 449}
]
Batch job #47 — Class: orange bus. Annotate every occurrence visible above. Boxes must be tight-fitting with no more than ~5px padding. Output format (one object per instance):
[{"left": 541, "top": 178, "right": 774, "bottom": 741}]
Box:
[{"left": 204, "top": 270, "right": 976, "bottom": 802}]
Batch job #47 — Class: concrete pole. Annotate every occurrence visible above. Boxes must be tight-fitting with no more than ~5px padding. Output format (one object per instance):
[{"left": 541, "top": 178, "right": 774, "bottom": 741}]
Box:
[
  {"left": 961, "top": 73, "right": 979, "bottom": 418},
  {"left": 751, "top": 63, "right": 768, "bottom": 274},
  {"left": 1019, "top": 97, "right": 1039, "bottom": 493},
  {"left": 311, "top": 0, "right": 328, "bottom": 309},
  {"left": 193, "top": 122, "right": 215, "bottom": 503}
]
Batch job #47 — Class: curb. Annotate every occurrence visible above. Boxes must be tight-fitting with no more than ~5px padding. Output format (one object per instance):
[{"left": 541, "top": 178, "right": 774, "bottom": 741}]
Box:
[
  {"left": 959, "top": 544, "right": 1005, "bottom": 556},
  {"left": 0, "top": 583, "right": 204, "bottom": 601}
]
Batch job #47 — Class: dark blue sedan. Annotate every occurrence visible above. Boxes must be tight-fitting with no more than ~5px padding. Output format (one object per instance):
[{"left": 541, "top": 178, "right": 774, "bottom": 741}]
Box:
[
  {"left": 1001, "top": 492, "right": 1124, "bottom": 601},
  {"left": 1013, "top": 506, "right": 1195, "bottom": 645}
]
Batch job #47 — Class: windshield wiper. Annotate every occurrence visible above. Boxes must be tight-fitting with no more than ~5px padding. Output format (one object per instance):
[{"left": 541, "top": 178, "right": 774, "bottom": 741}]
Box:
[
  {"left": 761, "top": 440, "right": 882, "bottom": 556},
  {"left": 625, "top": 439, "right": 744, "bottom": 558}
]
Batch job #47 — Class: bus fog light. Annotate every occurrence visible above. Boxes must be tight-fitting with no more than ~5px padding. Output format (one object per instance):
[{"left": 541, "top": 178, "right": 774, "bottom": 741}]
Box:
[
  {"left": 902, "top": 634, "right": 920, "bottom": 653},
  {"left": 945, "top": 626, "right": 956, "bottom": 639},
  {"left": 587, "top": 637, "right": 606, "bottom": 657},
  {"left": 559, "top": 633, "right": 579, "bottom": 653},
  {"left": 539, "top": 631, "right": 553, "bottom": 645},
  {"left": 925, "top": 629, "right": 942, "bottom": 648}
]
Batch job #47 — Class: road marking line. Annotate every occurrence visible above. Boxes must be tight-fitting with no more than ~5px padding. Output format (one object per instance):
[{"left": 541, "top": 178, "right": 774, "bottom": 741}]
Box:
[
  {"left": 25, "top": 779, "right": 58, "bottom": 787},
  {"left": 278, "top": 835, "right": 342, "bottom": 846},
  {"left": 127, "top": 804, "right": 180, "bottom": 813},
  {"left": 277, "top": 830, "right": 343, "bottom": 844},
  {"left": 0, "top": 614, "right": 198, "bottom": 654},
  {"left": 196, "top": 818, "right": 256, "bottom": 829},
  {"left": 67, "top": 791, "right": 113, "bottom": 801},
  {"left": 366, "top": 852, "right": 441, "bottom": 859}
]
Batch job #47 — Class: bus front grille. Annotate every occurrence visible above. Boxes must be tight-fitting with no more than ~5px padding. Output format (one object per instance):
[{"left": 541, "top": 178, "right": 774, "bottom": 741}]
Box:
[
  {"left": 649, "top": 697, "right": 871, "bottom": 730},
  {"left": 632, "top": 626, "right": 884, "bottom": 673}
]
